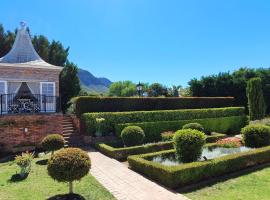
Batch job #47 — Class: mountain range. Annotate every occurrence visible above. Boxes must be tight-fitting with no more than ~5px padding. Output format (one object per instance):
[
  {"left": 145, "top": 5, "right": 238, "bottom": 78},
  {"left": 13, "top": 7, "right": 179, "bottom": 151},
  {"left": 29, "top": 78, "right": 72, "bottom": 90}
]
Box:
[{"left": 78, "top": 68, "right": 112, "bottom": 94}]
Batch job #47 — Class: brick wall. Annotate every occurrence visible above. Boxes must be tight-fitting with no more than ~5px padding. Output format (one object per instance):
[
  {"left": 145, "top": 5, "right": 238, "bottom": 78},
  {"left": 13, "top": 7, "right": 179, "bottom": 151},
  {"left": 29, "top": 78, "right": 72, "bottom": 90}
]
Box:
[{"left": 0, "top": 114, "right": 63, "bottom": 153}]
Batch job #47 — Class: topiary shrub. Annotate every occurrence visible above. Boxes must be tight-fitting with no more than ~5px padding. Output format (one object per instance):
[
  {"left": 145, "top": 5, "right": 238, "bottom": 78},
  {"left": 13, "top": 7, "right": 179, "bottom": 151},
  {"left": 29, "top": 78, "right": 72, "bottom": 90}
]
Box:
[
  {"left": 247, "top": 77, "right": 266, "bottom": 120},
  {"left": 241, "top": 124, "right": 270, "bottom": 148},
  {"left": 41, "top": 134, "right": 65, "bottom": 155},
  {"left": 47, "top": 148, "right": 91, "bottom": 194},
  {"left": 173, "top": 129, "right": 206, "bottom": 163},
  {"left": 161, "top": 131, "right": 174, "bottom": 141},
  {"left": 121, "top": 126, "right": 145, "bottom": 147},
  {"left": 182, "top": 122, "right": 205, "bottom": 133}
]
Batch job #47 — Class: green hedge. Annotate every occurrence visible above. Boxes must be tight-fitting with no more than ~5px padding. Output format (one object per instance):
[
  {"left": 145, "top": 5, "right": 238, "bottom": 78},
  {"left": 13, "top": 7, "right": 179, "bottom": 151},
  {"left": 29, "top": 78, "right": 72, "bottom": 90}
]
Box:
[
  {"left": 82, "top": 107, "right": 245, "bottom": 136},
  {"left": 95, "top": 139, "right": 221, "bottom": 161},
  {"left": 116, "top": 116, "right": 247, "bottom": 142},
  {"left": 96, "top": 141, "right": 174, "bottom": 161},
  {"left": 75, "top": 97, "right": 234, "bottom": 116},
  {"left": 161, "top": 132, "right": 226, "bottom": 143},
  {"left": 128, "top": 146, "right": 270, "bottom": 189}
]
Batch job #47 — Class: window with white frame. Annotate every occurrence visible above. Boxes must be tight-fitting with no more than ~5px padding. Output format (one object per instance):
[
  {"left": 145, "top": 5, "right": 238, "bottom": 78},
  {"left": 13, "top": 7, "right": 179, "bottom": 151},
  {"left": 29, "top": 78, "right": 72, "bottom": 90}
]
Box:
[
  {"left": 0, "top": 81, "right": 7, "bottom": 94},
  {"left": 41, "top": 82, "right": 55, "bottom": 103}
]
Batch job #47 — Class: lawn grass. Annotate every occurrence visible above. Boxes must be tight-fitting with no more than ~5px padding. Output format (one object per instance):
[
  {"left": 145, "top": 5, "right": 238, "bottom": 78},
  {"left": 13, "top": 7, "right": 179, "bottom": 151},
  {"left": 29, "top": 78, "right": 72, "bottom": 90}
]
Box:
[
  {"left": 184, "top": 165, "right": 270, "bottom": 200},
  {"left": 0, "top": 155, "right": 115, "bottom": 200}
]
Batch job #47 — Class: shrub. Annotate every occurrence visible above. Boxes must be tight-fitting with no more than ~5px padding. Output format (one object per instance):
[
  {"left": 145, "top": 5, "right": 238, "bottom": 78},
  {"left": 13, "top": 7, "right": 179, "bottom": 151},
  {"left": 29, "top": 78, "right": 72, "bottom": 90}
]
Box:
[
  {"left": 75, "top": 96, "right": 234, "bottom": 116},
  {"left": 128, "top": 146, "right": 270, "bottom": 189},
  {"left": 47, "top": 148, "right": 91, "bottom": 194},
  {"left": 182, "top": 122, "right": 204, "bottom": 132},
  {"left": 41, "top": 134, "right": 65, "bottom": 155},
  {"left": 241, "top": 124, "right": 270, "bottom": 148},
  {"left": 173, "top": 129, "right": 206, "bottom": 163},
  {"left": 15, "top": 151, "right": 34, "bottom": 177},
  {"left": 161, "top": 131, "right": 174, "bottom": 141},
  {"left": 116, "top": 115, "right": 247, "bottom": 142},
  {"left": 83, "top": 107, "right": 246, "bottom": 136},
  {"left": 95, "top": 118, "right": 106, "bottom": 137},
  {"left": 247, "top": 78, "right": 266, "bottom": 120},
  {"left": 121, "top": 126, "right": 145, "bottom": 147}
]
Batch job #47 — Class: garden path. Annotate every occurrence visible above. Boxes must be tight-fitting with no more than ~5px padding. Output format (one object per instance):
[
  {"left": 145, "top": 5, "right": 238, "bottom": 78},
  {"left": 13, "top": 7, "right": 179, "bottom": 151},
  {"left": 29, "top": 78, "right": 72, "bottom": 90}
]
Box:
[{"left": 88, "top": 149, "right": 189, "bottom": 200}]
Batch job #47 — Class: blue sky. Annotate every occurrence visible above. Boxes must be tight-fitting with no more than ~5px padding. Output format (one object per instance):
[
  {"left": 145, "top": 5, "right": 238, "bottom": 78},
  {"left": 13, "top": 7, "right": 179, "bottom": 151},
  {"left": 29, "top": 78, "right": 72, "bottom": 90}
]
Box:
[{"left": 1, "top": 0, "right": 270, "bottom": 86}]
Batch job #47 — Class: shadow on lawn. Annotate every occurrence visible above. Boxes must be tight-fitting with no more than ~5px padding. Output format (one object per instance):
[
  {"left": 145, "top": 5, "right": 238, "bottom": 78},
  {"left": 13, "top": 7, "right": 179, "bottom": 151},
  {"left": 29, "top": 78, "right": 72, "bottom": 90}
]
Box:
[
  {"left": 47, "top": 193, "right": 86, "bottom": 200},
  {"left": 9, "top": 173, "right": 29, "bottom": 182},
  {"left": 36, "top": 159, "right": 48, "bottom": 165},
  {"left": 178, "top": 163, "right": 270, "bottom": 194}
]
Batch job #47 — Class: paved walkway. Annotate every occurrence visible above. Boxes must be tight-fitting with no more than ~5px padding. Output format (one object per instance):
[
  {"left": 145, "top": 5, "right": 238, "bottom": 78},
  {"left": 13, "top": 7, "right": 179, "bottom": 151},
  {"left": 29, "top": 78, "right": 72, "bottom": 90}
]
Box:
[{"left": 88, "top": 149, "right": 189, "bottom": 200}]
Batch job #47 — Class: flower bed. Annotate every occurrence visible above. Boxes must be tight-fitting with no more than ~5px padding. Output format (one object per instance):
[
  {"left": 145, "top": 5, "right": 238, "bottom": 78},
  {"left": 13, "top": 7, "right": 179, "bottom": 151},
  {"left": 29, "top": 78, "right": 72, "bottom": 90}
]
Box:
[{"left": 127, "top": 146, "right": 270, "bottom": 189}]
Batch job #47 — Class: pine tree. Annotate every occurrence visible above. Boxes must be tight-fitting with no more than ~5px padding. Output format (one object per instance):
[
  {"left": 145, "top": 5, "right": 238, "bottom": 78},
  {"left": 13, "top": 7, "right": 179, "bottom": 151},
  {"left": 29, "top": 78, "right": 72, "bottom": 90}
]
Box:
[{"left": 247, "top": 77, "right": 266, "bottom": 120}]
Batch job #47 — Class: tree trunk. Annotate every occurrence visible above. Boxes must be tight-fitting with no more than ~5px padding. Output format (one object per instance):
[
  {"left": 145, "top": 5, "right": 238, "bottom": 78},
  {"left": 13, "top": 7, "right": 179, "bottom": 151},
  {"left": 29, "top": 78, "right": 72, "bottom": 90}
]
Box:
[{"left": 69, "top": 181, "right": 73, "bottom": 194}]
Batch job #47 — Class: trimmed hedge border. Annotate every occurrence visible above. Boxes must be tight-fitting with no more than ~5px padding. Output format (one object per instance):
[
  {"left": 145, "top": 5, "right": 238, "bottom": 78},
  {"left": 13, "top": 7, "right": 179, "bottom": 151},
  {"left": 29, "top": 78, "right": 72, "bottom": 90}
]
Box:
[
  {"left": 95, "top": 141, "right": 173, "bottom": 161},
  {"left": 95, "top": 134, "right": 226, "bottom": 161},
  {"left": 127, "top": 146, "right": 270, "bottom": 189},
  {"left": 82, "top": 107, "right": 245, "bottom": 136},
  {"left": 75, "top": 96, "right": 234, "bottom": 116},
  {"left": 115, "top": 116, "right": 247, "bottom": 142}
]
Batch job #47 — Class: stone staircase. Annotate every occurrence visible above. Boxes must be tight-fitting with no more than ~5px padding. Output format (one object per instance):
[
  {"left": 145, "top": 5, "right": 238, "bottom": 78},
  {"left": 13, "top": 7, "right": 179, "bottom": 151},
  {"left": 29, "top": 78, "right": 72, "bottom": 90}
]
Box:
[{"left": 62, "top": 115, "right": 84, "bottom": 148}]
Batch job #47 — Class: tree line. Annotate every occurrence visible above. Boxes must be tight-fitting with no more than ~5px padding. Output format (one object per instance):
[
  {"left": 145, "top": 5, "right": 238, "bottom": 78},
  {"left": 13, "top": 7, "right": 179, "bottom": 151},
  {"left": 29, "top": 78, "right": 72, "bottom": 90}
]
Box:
[
  {"left": 108, "top": 81, "right": 185, "bottom": 97},
  {"left": 0, "top": 24, "right": 81, "bottom": 112},
  {"left": 188, "top": 68, "right": 270, "bottom": 113}
]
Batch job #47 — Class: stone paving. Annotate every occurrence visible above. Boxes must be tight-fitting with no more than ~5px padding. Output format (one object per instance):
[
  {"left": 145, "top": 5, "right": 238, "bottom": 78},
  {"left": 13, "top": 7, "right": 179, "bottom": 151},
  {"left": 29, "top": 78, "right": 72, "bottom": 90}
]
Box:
[{"left": 88, "top": 149, "right": 189, "bottom": 200}]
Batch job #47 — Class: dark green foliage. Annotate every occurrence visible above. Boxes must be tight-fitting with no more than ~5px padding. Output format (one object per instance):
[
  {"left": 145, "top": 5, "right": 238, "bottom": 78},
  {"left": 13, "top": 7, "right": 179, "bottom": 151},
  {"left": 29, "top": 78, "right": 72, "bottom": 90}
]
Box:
[
  {"left": 241, "top": 124, "right": 270, "bottom": 148},
  {"left": 128, "top": 146, "right": 270, "bottom": 189},
  {"left": 116, "top": 115, "right": 247, "bottom": 142},
  {"left": 60, "top": 61, "right": 81, "bottom": 112},
  {"left": 188, "top": 68, "right": 270, "bottom": 114},
  {"left": 47, "top": 148, "right": 91, "bottom": 182},
  {"left": 75, "top": 96, "right": 234, "bottom": 116},
  {"left": 41, "top": 134, "right": 65, "bottom": 153},
  {"left": 182, "top": 123, "right": 204, "bottom": 132},
  {"left": 121, "top": 126, "right": 145, "bottom": 147},
  {"left": 247, "top": 78, "right": 266, "bottom": 120},
  {"left": 173, "top": 129, "right": 206, "bottom": 162},
  {"left": 82, "top": 107, "right": 245, "bottom": 136},
  {"left": 147, "top": 83, "right": 168, "bottom": 97},
  {"left": 96, "top": 141, "right": 174, "bottom": 161}
]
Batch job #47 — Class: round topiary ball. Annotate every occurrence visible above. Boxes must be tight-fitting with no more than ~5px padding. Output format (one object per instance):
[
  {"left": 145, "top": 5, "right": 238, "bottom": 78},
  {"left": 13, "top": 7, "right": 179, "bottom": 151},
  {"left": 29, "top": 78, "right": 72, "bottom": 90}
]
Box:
[
  {"left": 173, "top": 129, "right": 206, "bottom": 163},
  {"left": 121, "top": 126, "right": 145, "bottom": 147},
  {"left": 47, "top": 148, "right": 91, "bottom": 194},
  {"left": 241, "top": 124, "right": 270, "bottom": 148},
  {"left": 41, "top": 134, "right": 65, "bottom": 154},
  {"left": 182, "top": 123, "right": 205, "bottom": 133}
]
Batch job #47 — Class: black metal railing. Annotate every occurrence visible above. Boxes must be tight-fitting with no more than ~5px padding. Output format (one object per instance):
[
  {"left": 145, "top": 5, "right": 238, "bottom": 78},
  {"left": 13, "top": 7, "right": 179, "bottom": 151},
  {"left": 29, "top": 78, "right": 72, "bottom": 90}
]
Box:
[{"left": 0, "top": 94, "right": 61, "bottom": 115}]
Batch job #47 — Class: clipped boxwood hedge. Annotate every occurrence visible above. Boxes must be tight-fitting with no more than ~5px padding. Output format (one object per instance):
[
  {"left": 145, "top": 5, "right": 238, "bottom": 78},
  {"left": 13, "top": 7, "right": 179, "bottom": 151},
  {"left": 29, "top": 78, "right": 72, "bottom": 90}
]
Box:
[
  {"left": 75, "top": 96, "right": 234, "bottom": 116},
  {"left": 95, "top": 135, "right": 225, "bottom": 161},
  {"left": 96, "top": 141, "right": 174, "bottom": 161},
  {"left": 116, "top": 116, "right": 247, "bottom": 142},
  {"left": 128, "top": 146, "right": 270, "bottom": 189},
  {"left": 82, "top": 107, "right": 245, "bottom": 137}
]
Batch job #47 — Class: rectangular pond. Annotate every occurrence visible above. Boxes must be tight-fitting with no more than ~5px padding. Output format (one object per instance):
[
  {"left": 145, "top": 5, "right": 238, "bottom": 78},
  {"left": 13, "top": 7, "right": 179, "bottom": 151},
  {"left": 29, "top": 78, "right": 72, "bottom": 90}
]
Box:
[{"left": 148, "top": 146, "right": 252, "bottom": 166}]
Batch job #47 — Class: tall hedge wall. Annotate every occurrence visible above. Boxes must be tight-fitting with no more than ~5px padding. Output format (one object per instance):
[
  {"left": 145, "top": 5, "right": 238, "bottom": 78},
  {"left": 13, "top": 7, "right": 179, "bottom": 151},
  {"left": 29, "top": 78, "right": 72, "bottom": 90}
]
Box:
[
  {"left": 75, "top": 97, "right": 234, "bottom": 116},
  {"left": 115, "top": 116, "right": 248, "bottom": 142},
  {"left": 81, "top": 107, "right": 245, "bottom": 136}
]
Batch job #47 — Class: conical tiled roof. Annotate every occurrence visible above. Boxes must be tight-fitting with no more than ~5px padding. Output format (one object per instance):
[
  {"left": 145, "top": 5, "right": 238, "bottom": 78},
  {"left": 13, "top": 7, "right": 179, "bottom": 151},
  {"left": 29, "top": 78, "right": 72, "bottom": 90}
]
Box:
[{"left": 0, "top": 22, "right": 61, "bottom": 69}]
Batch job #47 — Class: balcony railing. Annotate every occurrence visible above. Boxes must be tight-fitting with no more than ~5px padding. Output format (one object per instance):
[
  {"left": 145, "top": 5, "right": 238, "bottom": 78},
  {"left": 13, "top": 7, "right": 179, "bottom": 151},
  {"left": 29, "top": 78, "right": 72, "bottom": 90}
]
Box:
[{"left": 0, "top": 94, "right": 61, "bottom": 115}]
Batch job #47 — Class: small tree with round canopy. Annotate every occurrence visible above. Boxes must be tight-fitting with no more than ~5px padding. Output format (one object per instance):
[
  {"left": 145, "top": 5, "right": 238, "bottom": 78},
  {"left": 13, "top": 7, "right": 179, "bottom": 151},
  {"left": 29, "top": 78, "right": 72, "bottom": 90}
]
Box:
[{"left": 47, "top": 148, "right": 91, "bottom": 194}]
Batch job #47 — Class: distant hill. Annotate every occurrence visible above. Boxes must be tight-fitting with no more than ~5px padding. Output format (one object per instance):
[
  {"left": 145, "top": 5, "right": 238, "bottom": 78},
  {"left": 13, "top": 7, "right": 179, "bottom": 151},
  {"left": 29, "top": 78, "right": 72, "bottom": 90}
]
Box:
[{"left": 78, "top": 68, "right": 112, "bottom": 94}]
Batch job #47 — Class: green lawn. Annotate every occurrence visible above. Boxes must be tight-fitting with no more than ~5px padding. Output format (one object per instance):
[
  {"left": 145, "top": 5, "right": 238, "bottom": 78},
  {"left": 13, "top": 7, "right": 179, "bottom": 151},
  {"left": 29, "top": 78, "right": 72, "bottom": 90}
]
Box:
[
  {"left": 0, "top": 155, "right": 115, "bottom": 200},
  {"left": 184, "top": 165, "right": 270, "bottom": 200}
]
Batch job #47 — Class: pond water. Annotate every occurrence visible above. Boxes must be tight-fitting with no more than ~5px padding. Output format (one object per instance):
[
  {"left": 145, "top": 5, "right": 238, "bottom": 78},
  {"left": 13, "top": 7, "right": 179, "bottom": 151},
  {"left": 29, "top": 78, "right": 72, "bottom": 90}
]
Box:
[{"left": 149, "top": 146, "right": 252, "bottom": 166}]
